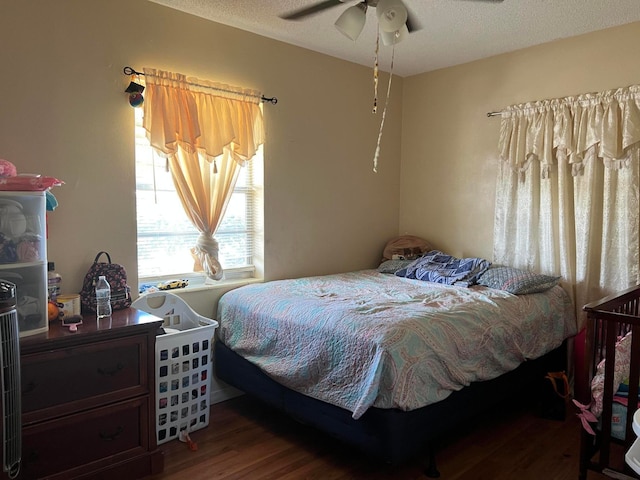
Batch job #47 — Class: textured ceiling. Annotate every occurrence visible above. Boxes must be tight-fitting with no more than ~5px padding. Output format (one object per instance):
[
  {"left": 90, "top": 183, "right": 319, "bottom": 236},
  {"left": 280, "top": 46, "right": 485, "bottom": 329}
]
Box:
[{"left": 148, "top": 0, "right": 640, "bottom": 77}]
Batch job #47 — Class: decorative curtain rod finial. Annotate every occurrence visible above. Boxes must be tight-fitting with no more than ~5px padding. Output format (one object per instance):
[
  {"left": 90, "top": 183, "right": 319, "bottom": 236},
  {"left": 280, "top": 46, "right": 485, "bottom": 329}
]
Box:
[{"left": 123, "top": 66, "right": 142, "bottom": 76}]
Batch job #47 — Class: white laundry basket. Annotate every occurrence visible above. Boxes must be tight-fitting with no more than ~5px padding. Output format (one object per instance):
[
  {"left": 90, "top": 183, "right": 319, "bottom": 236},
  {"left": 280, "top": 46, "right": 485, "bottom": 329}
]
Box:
[
  {"left": 626, "top": 409, "right": 640, "bottom": 475},
  {"left": 132, "top": 292, "right": 218, "bottom": 445}
]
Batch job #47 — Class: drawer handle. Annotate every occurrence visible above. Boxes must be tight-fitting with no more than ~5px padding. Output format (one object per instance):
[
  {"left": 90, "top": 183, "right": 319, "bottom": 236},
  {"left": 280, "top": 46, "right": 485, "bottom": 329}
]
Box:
[
  {"left": 97, "top": 362, "right": 124, "bottom": 376},
  {"left": 99, "top": 425, "right": 124, "bottom": 441}
]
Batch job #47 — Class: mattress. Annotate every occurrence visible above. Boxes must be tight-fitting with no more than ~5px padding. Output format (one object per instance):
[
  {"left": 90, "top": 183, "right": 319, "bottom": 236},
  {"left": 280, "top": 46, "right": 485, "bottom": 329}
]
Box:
[{"left": 217, "top": 269, "right": 577, "bottom": 419}]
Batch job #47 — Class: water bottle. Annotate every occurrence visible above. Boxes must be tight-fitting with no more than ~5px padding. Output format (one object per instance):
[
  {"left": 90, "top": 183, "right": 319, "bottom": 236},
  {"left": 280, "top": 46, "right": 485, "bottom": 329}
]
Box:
[
  {"left": 47, "top": 262, "right": 62, "bottom": 301},
  {"left": 95, "top": 275, "right": 112, "bottom": 318}
]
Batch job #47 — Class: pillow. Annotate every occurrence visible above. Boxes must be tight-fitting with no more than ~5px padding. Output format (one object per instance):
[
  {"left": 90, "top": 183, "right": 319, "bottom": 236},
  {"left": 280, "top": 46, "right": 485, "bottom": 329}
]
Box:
[
  {"left": 477, "top": 266, "right": 560, "bottom": 294},
  {"left": 382, "top": 235, "right": 432, "bottom": 261},
  {"left": 377, "top": 259, "right": 413, "bottom": 274},
  {"left": 394, "top": 250, "right": 491, "bottom": 287}
]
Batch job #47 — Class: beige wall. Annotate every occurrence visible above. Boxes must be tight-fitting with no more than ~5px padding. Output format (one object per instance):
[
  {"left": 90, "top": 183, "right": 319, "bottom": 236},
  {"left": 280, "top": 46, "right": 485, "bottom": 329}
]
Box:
[
  {"left": 401, "top": 21, "right": 640, "bottom": 261},
  {"left": 0, "top": 0, "right": 403, "bottom": 296},
  {"left": 1, "top": 1, "right": 638, "bottom": 309}
]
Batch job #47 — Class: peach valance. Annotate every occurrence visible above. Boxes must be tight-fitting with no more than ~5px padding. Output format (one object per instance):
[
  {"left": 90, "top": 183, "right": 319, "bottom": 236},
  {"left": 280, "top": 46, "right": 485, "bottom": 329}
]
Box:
[{"left": 142, "top": 68, "right": 264, "bottom": 166}]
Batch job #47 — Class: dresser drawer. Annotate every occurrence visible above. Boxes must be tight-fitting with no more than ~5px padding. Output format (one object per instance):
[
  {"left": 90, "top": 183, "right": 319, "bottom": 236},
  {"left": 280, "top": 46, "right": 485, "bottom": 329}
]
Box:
[
  {"left": 21, "top": 335, "right": 148, "bottom": 421},
  {"left": 20, "top": 397, "right": 149, "bottom": 479}
]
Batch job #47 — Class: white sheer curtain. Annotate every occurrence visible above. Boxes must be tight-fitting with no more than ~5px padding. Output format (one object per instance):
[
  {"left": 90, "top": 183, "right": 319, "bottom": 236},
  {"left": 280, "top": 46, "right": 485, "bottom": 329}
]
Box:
[{"left": 494, "top": 85, "right": 640, "bottom": 332}]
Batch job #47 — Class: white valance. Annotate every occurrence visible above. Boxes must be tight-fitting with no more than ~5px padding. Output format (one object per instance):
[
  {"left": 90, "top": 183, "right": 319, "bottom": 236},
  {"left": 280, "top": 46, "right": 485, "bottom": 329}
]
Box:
[{"left": 498, "top": 85, "right": 640, "bottom": 178}]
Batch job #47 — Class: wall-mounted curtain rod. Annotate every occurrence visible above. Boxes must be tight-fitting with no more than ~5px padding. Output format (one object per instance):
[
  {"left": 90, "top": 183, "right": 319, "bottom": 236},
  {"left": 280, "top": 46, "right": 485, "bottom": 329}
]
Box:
[
  {"left": 487, "top": 111, "right": 502, "bottom": 117},
  {"left": 123, "top": 66, "right": 278, "bottom": 104}
]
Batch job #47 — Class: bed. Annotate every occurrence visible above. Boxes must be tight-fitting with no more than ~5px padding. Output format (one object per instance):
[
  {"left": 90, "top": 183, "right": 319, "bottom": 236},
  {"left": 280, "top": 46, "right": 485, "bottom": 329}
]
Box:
[
  {"left": 214, "top": 267, "right": 576, "bottom": 476},
  {"left": 578, "top": 285, "right": 640, "bottom": 479}
]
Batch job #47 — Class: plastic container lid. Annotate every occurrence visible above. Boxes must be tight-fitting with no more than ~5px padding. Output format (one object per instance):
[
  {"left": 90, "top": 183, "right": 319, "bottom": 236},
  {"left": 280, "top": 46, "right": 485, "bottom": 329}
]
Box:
[
  {"left": 633, "top": 409, "right": 640, "bottom": 438},
  {"left": 625, "top": 410, "right": 640, "bottom": 474},
  {"left": 0, "top": 280, "right": 16, "bottom": 312},
  {"left": 626, "top": 437, "right": 640, "bottom": 475}
]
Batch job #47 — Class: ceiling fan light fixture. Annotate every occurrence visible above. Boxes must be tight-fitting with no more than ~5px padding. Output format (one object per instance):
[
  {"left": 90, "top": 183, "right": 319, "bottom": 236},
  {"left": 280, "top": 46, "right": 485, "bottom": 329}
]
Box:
[
  {"left": 376, "top": 0, "right": 408, "bottom": 33},
  {"left": 335, "top": 3, "right": 367, "bottom": 41},
  {"left": 380, "top": 23, "right": 408, "bottom": 46}
]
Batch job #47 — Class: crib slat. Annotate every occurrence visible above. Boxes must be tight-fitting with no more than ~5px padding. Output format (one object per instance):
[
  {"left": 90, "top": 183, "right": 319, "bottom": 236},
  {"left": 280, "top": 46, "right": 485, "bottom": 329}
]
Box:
[
  {"left": 599, "top": 320, "right": 619, "bottom": 468},
  {"left": 581, "top": 284, "right": 640, "bottom": 480}
]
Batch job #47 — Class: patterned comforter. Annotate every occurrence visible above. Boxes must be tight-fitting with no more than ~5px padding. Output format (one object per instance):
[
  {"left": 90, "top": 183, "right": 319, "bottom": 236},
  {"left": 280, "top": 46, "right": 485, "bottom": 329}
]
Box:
[{"left": 217, "top": 270, "right": 577, "bottom": 419}]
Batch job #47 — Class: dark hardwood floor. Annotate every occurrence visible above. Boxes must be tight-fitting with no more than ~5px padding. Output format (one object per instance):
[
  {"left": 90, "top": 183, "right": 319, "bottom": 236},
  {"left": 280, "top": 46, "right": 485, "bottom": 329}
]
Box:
[{"left": 148, "top": 395, "right": 624, "bottom": 480}]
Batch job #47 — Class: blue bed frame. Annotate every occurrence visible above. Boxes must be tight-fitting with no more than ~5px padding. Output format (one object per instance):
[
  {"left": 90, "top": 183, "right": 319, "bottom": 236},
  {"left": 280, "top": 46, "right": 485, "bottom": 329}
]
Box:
[{"left": 214, "top": 339, "right": 567, "bottom": 477}]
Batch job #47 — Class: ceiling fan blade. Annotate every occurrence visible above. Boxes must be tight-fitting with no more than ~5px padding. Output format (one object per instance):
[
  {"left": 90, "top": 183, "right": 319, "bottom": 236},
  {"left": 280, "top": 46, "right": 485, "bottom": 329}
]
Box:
[
  {"left": 405, "top": 4, "right": 421, "bottom": 33},
  {"left": 280, "top": 0, "right": 345, "bottom": 20}
]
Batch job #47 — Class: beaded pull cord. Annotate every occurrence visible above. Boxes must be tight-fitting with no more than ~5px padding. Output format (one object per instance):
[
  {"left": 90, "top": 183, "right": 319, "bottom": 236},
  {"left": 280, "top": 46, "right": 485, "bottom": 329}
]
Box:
[{"left": 372, "top": 29, "right": 396, "bottom": 173}]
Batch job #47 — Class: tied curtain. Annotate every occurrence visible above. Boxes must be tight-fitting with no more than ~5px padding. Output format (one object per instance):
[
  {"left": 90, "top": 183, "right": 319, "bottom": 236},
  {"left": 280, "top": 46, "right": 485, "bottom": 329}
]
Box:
[
  {"left": 142, "top": 68, "right": 264, "bottom": 280},
  {"left": 494, "top": 84, "right": 640, "bottom": 331}
]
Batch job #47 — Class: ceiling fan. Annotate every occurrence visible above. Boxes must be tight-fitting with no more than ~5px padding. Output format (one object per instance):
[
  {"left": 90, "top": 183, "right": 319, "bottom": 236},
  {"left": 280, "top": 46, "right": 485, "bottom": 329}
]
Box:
[
  {"left": 280, "top": 0, "right": 504, "bottom": 172},
  {"left": 280, "top": 0, "right": 504, "bottom": 44}
]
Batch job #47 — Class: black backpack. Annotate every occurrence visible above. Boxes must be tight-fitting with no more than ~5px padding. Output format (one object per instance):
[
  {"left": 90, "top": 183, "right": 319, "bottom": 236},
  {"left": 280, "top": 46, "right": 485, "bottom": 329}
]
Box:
[{"left": 79, "top": 251, "right": 132, "bottom": 313}]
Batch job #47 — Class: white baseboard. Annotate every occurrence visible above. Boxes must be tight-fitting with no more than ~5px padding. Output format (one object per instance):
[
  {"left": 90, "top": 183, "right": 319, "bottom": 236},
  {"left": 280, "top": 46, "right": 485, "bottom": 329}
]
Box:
[{"left": 210, "top": 376, "right": 244, "bottom": 404}]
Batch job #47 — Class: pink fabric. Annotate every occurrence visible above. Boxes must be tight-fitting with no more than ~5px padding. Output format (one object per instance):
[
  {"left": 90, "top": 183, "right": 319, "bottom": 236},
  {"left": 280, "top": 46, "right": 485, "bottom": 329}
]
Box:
[
  {"left": 0, "top": 175, "right": 62, "bottom": 191},
  {"left": 577, "top": 331, "right": 635, "bottom": 435},
  {"left": 591, "top": 332, "right": 633, "bottom": 417},
  {"left": 0, "top": 159, "right": 17, "bottom": 177}
]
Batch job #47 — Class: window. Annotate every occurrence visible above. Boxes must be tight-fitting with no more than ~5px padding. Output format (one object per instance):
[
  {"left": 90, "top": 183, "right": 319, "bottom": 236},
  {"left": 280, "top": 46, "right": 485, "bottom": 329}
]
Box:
[{"left": 134, "top": 108, "right": 262, "bottom": 285}]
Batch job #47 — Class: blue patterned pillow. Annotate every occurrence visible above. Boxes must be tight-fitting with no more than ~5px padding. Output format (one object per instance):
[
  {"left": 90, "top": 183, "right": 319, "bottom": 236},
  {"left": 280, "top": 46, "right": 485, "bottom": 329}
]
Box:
[
  {"left": 395, "top": 250, "right": 490, "bottom": 286},
  {"left": 477, "top": 266, "right": 560, "bottom": 294},
  {"left": 377, "top": 259, "right": 413, "bottom": 274}
]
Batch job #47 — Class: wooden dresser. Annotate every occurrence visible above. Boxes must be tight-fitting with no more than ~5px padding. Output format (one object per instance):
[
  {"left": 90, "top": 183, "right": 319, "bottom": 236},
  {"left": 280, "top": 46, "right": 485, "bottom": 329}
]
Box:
[{"left": 6, "top": 308, "right": 164, "bottom": 480}]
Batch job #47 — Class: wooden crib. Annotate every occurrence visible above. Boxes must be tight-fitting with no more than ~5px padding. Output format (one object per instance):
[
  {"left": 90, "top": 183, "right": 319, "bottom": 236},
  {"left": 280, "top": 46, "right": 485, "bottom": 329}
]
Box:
[{"left": 580, "top": 285, "right": 640, "bottom": 480}]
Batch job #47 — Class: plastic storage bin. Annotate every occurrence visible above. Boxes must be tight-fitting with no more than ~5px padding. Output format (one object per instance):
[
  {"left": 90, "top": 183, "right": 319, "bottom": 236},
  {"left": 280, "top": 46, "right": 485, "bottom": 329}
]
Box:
[
  {"left": 0, "top": 191, "right": 48, "bottom": 337},
  {"left": 132, "top": 292, "right": 218, "bottom": 445},
  {"left": 625, "top": 409, "right": 640, "bottom": 475}
]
